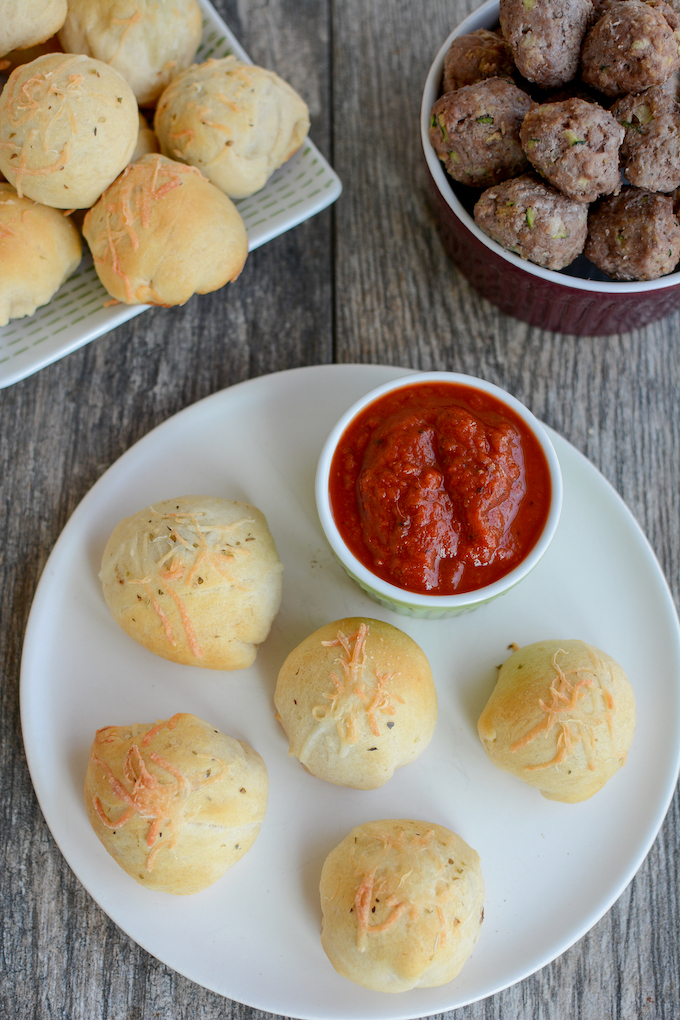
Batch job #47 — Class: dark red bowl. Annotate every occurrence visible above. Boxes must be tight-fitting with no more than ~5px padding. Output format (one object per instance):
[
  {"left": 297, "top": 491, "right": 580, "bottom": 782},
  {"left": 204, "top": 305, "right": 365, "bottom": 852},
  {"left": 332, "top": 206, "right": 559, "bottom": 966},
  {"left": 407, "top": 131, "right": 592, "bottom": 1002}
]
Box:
[{"left": 421, "top": 0, "right": 680, "bottom": 335}]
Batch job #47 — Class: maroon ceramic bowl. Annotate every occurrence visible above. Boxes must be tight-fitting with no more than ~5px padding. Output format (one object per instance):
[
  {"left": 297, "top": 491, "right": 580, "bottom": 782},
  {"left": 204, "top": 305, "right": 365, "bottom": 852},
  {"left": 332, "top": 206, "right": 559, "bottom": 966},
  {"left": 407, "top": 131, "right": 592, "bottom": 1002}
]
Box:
[{"left": 421, "top": 0, "right": 680, "bottom": 335}]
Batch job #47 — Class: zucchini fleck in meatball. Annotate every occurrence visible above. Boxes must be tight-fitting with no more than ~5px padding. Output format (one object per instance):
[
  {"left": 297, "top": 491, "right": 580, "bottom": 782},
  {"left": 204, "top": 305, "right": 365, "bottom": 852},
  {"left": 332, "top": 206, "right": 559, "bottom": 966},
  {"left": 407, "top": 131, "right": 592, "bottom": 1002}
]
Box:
[
  {"left": 581, "top": 0, "right": 680, "bottom": 97},
  {"left": 499, "top": 0, "right": 594, "bottom": 88},
  {"left": 430, "top": 78, "right": 534, "bottom": 187},
  {"left": 474, "top": 173, "right": 589, "bottom": 269},
  {"left": 520, "top": 98, "right": 624, "bottom": 201},
  {"left": 612, "top": 84, "right": 680, "bottom": 192},
  {"left": 585, "top": 187, "right": 680, "bottom": 278}
]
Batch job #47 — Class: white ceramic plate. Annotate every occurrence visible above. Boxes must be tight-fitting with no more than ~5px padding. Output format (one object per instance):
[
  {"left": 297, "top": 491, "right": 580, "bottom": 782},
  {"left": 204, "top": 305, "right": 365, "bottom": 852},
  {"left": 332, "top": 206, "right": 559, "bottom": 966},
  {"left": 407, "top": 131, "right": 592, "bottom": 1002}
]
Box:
[
  {"left": 20, "top": 364, "right": 680, "bottom": 1019},
  {"left": 0, "top": 0, "right": 342, "bottom": 389}
]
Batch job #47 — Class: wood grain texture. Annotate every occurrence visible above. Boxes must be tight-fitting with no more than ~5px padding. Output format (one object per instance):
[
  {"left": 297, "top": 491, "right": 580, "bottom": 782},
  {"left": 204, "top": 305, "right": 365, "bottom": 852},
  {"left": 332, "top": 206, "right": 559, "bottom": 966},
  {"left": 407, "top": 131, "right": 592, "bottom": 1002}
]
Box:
[{"left": 0, "top": 0, "right": 678, "bottom": 1018}]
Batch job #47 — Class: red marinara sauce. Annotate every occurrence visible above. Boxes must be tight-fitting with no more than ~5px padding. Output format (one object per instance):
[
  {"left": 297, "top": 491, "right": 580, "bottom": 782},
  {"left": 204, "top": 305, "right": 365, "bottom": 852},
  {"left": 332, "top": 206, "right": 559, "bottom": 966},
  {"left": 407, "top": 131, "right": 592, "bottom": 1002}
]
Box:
[{"left": 328, "top": 382, "right": 552, "bottom": 595}]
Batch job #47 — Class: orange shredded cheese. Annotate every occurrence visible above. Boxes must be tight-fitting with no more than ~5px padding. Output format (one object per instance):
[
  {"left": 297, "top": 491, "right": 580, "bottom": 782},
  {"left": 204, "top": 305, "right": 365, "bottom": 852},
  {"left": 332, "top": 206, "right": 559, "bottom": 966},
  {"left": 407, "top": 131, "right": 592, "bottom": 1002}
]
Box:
[
  {"left": 0, "top": 54, "right": 130, "bottom": 198},
  {"left": 88, "top": 155, "right": 205, "bottom": 303},
  {"left": 354, "top": 871, "right": 407, "bottom": 951},
  {"left": 510, "top": 649, "right": 615, "bottom": 771},
  {"left": 304, "top": 625, "right": 403, "bottom": 754},
  {"left": 350, "top": 827, "right": 451, "bottom": 952},
  {"left": 91, "top": 721, "right": 225, "bottom": 872},
  {"left": 121, "top": 504, "right": 253, "bottom": 658}
]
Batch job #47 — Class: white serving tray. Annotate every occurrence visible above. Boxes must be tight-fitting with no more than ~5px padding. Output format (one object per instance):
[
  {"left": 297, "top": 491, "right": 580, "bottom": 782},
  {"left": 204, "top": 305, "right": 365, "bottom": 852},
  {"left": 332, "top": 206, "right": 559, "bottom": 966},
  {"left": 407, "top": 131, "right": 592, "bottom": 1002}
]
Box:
[{"left": 0, "top": 0, "right": 342, "bottom": 389}]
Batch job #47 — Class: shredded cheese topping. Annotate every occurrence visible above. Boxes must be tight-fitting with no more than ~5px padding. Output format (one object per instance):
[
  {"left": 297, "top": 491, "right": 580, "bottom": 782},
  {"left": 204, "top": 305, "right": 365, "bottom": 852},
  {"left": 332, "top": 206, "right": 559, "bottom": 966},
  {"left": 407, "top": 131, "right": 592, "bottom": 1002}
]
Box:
[
  {"left": 0, "top": 56, "right": 124, "bottom": 197},
  {"left": 88, "top": 154, "right": 205, "bottom": 303},
  {"left": 510, "top": 648, "right": 618, "bottom": 771},
  {"left": 299, "top": 625, "right": 403, "bottom": 762},
  {"left": 118, "top": 502, "right": 253, "bottom": 658},
  {"left": 349, "top": 827, "right": 456, "bottom": 952},
  {"left": 90, "top": 715, "right": 225, "bottom": 872}
]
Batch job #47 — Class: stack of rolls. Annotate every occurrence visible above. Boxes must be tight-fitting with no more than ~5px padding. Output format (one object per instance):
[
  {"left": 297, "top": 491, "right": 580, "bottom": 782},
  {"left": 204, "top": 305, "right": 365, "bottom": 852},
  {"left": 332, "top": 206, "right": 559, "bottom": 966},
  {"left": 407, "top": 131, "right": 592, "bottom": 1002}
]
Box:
[{"left": 0, "top": 0, "right": 311, "bottom": 321}]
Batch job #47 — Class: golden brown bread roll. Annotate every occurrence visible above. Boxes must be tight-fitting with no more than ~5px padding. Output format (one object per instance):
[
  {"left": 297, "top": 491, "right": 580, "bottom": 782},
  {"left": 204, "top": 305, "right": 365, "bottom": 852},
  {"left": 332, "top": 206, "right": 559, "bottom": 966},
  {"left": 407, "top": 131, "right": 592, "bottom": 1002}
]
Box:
[
  {"left": 85, "top": 713, "right": 268, "bottom": 894},
  {"left": 320, "top": 819, "right": 484, "bottom": 992},
  {"left": 0, "top": 183, "right": 81, "bottom": 326},
  {"left": 0, "top": 52, "right": 138, "bottom": 208},
  {"left": 154, "top": 56, "right": 310, "bottom": 199},
  {"left": 477, "top": 639, "right": 636, "bottom": 801},
  {"left": 0, "top": 0, "right": 67, "bottom": 57},
  {"left": 274, "top": 618, "right": 437, "bottom": 789},
  {"left": 99, "top": 496, "right": 283, "bottom": 670},
  {"left": 83, "top": 154, "right": 248, "bottom": 306},
  {"left": 58, "top": 0, "right": 203, "bottom": 106}
]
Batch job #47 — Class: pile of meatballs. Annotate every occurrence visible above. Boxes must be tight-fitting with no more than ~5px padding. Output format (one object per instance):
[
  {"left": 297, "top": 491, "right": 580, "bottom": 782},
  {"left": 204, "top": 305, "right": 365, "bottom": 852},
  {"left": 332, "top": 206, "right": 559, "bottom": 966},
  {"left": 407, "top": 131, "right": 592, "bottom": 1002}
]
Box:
[{"left": 429, "top": 0, "right": 680, "bottom": 281}]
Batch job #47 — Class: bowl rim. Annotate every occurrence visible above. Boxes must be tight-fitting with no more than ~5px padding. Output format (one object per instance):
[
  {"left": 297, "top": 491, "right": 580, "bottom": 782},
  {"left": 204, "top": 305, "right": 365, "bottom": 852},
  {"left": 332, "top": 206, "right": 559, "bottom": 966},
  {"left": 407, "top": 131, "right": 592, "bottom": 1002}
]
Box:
[
  {"left": 420, "top": 0, "right": 680, "bottom": 296},
  {"left": 315, "top": 371, "right": 564, "bottom": 609}
]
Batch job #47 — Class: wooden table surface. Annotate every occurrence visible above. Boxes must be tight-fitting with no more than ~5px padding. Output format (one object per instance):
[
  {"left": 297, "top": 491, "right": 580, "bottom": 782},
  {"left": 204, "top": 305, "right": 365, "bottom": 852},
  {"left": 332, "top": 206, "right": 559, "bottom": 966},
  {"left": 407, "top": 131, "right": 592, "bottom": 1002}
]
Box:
[{"left": 1, "top": 1, "right": 678, "bottom": 1017}]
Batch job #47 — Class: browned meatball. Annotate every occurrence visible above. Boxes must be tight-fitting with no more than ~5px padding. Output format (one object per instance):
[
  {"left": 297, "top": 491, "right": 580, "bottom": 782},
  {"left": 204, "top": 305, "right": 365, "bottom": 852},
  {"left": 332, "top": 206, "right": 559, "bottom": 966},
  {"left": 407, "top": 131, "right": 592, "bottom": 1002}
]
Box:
[
  {"left": 474, "top": 173, "right": 589, "bottom": 268},
  {"left": 429, "top": 78, "right": 534, "bottom": 187},
  {"left": 585, "top": 187, "right": 680, "bottom": 277},
  {"left": 612, "top": 84, "right": 680, "bottom": 190},
  {"left": 442, "top": 29, "right": 516, "bottom": 93},
  {"left": 499, "top": 0, "right": 593, "bottom": 88},
  {"left": 521, "top": 98, "right": 624, "bottom": 201},
  {"left": 581, "top": 0, "right": 680, "bottom": 97}
]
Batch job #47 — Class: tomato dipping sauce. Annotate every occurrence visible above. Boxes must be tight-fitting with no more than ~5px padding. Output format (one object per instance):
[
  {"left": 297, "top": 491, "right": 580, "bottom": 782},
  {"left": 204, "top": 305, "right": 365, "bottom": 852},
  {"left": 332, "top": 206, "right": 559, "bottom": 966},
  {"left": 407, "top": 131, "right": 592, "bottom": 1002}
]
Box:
[{"left": 328, "top": 381, "right": 552, "bottom": 595}]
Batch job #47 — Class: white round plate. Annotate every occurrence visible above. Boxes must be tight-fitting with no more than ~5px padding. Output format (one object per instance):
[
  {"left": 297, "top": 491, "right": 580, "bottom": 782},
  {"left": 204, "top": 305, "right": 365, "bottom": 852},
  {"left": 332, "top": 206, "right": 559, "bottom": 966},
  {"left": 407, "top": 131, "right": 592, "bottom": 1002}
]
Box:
[{"left": 21, "top": 364, "right": 680, "bottom": 1019}]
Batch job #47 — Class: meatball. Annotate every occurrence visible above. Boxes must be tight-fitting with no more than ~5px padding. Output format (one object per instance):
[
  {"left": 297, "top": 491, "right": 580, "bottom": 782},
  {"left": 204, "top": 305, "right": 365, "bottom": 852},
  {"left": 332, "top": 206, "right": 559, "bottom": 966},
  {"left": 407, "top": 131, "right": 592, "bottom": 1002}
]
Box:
[
  {"left": 442, "top": 29, "right": 516, "bottom": 93},
  {"left": 581, "top": 0, "right": 680, "bottom": 97},
  {"left": 499, "top": 0, "right": 593, "bottom": 88},
  {"left": 585, "top": 187, "right": 680, "bottom": 277},
  {"left": 474, "top": 173, "right": 589, "bottom": 268},
  {"left": 429, "top": 78, "right": 534, "bottom": 187},
  {"left": 612, "top": 84, "right": 680, "bottom": 191},
  {"left": 521, "top": 98, "right": 624, "bottom": 201}
]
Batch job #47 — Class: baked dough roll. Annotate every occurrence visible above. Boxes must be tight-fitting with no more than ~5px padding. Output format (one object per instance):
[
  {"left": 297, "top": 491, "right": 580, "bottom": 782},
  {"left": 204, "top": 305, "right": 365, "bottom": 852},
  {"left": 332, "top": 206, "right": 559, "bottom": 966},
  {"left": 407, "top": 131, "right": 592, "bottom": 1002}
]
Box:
[
  {"left": 85, "top": 713, "right": 268, "bottom": 894},
  {"left": 478, "top": 639, "right": 636, "bottom": 801},
  {"left": 0, "top": 183, "right": 81, "bottom": 326},
  {"left": 0, "top": 52, "right": 138, "bottom": 208},
  {"left": 275, "top": 618, "right": 437, "bottom": 789},
  {"left": 154, "top": 56, "right": 310, "bottom": 199},
  {"left": 320, "top": 820, "right": 484, "bottom": 992},
  {"left": 83, "top": 154, "right": 248, "bottom": 305},
  {"left": 0, "top": 0, "right": 67, "bottom": 57},
  {"left": 99, "top": 496, "right": 283, "bottom": 670},
  {"left": 58, "top": 0, "right": 203, "bottom": 106}
]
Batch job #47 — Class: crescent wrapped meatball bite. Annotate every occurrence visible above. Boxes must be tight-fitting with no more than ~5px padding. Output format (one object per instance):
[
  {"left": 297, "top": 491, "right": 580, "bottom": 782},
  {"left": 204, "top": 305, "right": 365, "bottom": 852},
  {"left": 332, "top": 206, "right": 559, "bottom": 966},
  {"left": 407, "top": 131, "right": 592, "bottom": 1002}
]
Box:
[
  {"left": 320, "top": 820, "right": 484, "bottom": 992},
  {"left": 0, "top": 0, "right": 67, "bottom": 57},
  {"left": 85, "top": 713, "right": 268, "bottom": 894},
  {"left": 0, "top": 183, "right": 81, "bottom": 326},
  {"left": 275, "top": 618, "right": 437, "bottom": 790},
  {"left": 99, "top": 495, "right": 282, "bottom": 669},
  {"left": 0, "top": 52, "right": 139, "bottom": 208},
  {"left": 478, "top": 639, "right": 635, "bottom": 802},
  {"left": 58, "top": 0, "right": 203, "bottom": 106},
  {"left": 83, "top": 154, "right": 248, "bottom": 306},
  {"left": 154, "top": 56, "right": 310, "bottom": 199}
]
